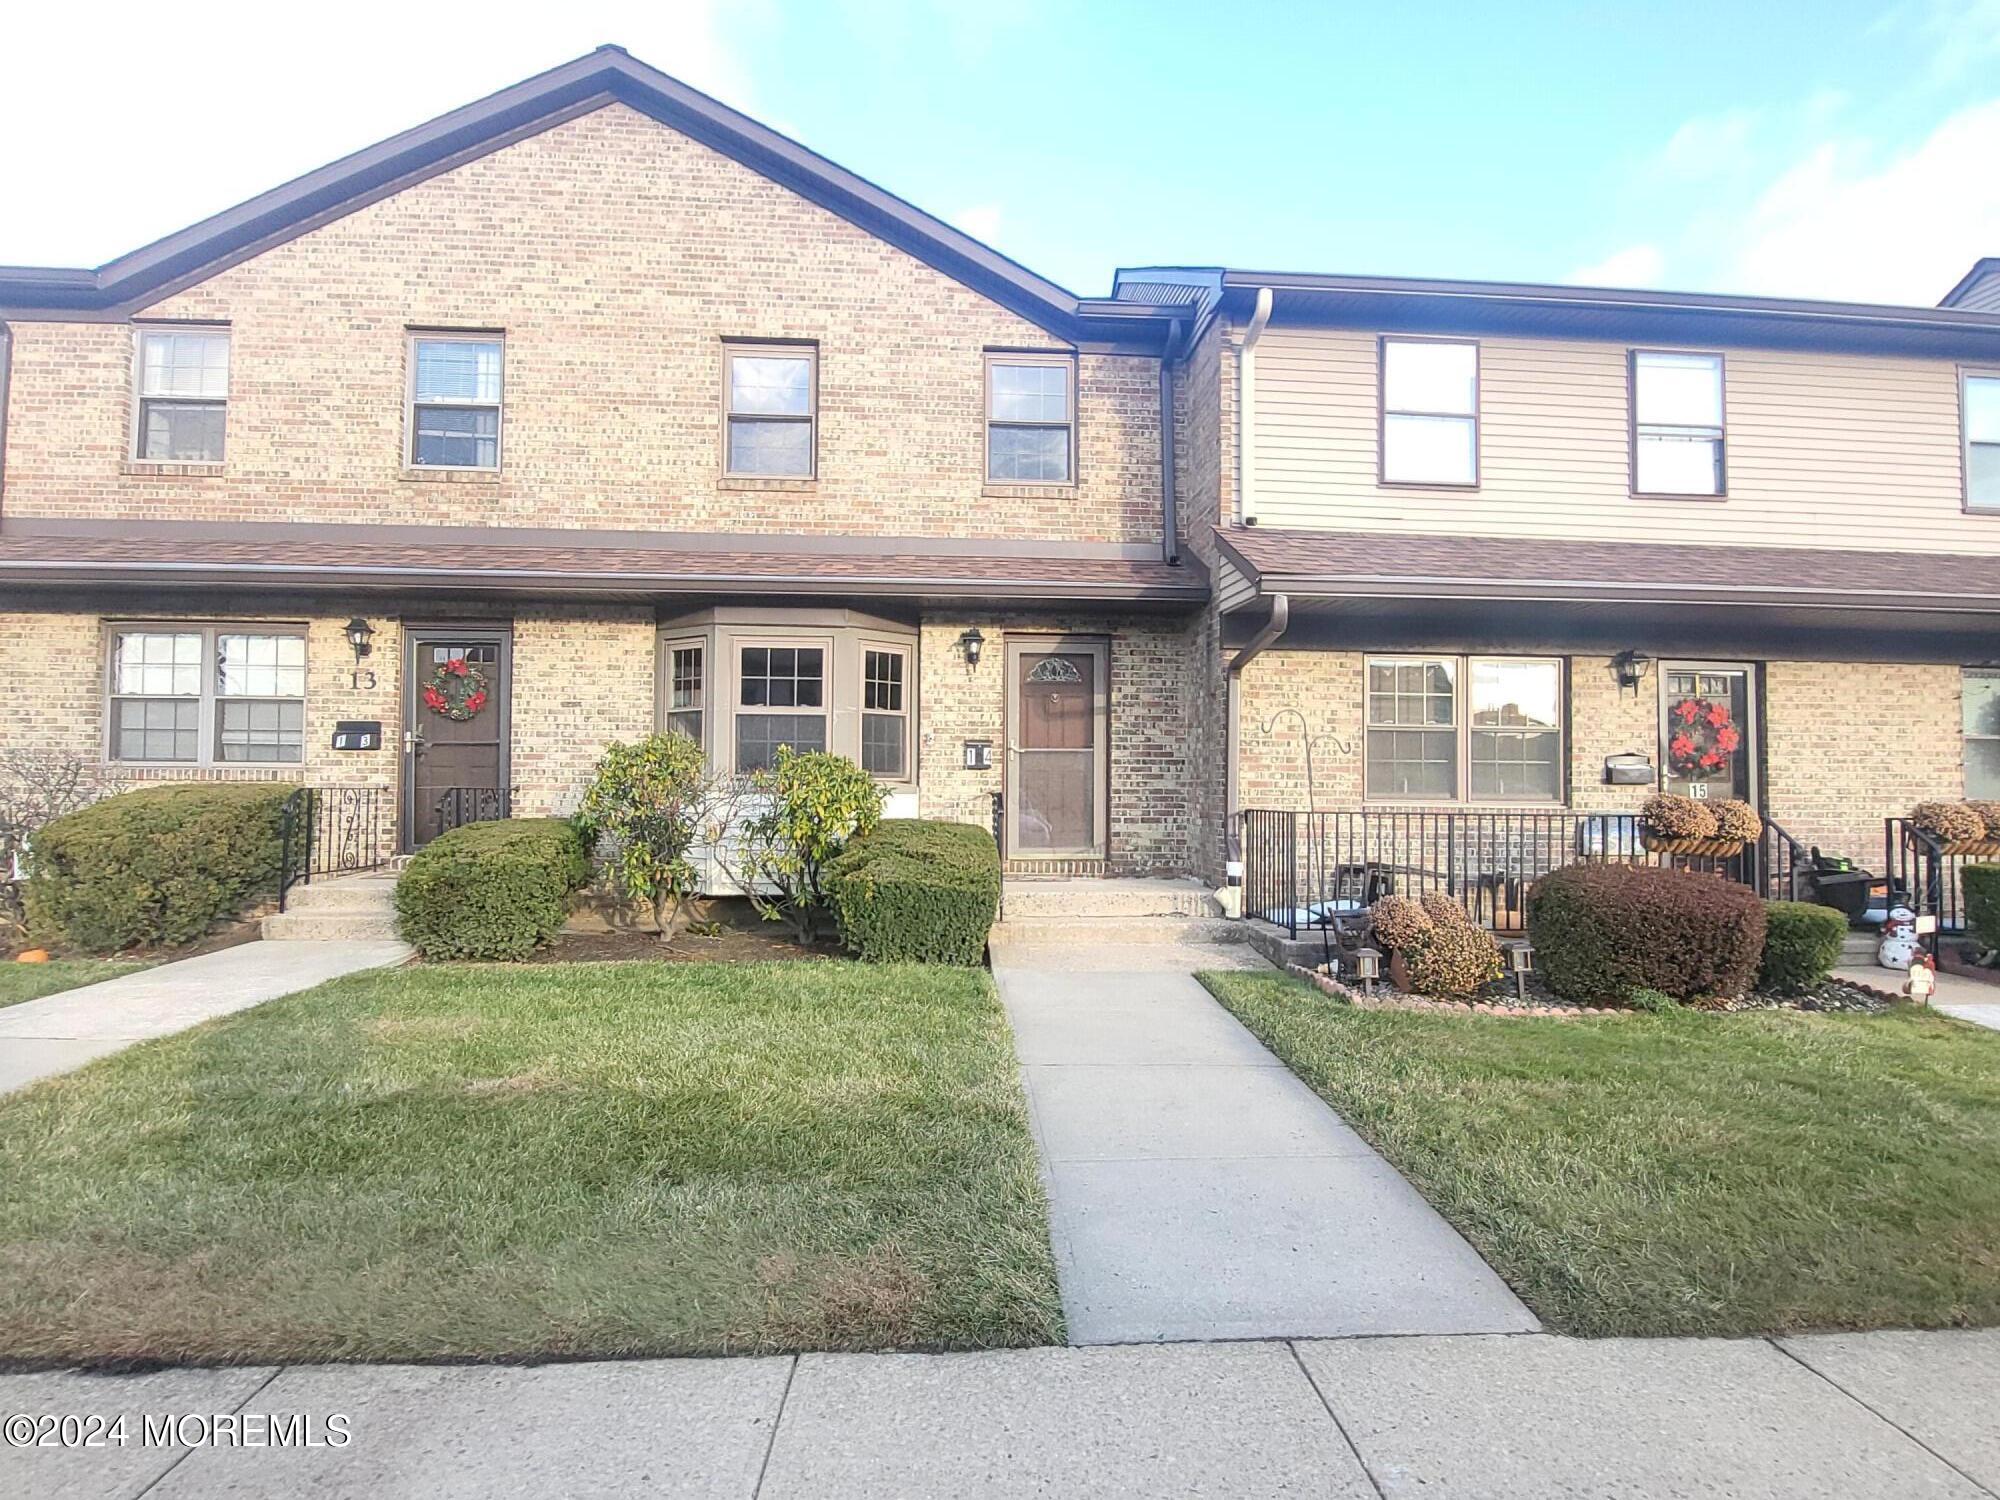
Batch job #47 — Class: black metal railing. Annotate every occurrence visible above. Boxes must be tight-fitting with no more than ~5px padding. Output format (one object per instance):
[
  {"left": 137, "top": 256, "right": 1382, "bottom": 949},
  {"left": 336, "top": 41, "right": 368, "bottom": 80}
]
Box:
[
  {"left": 1240, "top": 807, "right": 1810, "bottom": 938},
  {"left": 1884, "top": 817, "right": 1995, "bottom": 945},
  {"left": 278, "top": 785, "right": 388, "bottom": 910},
  {"left": 435, "top": 785, "right": 511, "bottom": 838}
]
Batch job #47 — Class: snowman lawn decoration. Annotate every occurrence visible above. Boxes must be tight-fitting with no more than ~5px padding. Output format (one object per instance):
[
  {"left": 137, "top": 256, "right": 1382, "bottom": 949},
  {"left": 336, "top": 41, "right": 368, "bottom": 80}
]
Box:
[{"left": 1878, "top": 905, "right": 1921, "bottom": 970}]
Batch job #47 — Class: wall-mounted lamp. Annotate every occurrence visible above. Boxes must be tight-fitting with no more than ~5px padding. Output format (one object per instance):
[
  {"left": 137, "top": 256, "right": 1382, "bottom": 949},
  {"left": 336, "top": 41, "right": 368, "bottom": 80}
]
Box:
[
  {"left": 1610, "top": 650, "right": 1652, "bottom": 697},
  {"left": 957, "top": 628, "right": 985, "bottom": 669},
  {"left": 344, "top": 617, "right": 377, "bottom": 665}
]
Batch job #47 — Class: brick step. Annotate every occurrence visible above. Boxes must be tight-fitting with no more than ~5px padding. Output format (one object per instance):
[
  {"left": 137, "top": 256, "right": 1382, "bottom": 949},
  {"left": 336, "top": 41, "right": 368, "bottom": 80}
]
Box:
[
  {"left": 262, "top": 910, "right": 402, "bottom": 942},
  {"left": 988, "top": 915, "right": 1246, "bottom": 947},
  {"left": 1000, "top": 878, "right": 1221, "bottom": 921}
]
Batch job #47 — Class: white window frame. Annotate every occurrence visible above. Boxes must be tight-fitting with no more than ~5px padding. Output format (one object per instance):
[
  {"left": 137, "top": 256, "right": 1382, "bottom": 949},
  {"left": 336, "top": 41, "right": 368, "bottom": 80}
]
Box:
[
  {"left": 407, "top": 332, "right": 504, "bottom": 471},
  {"left": 1631, "top": 348, "right": 1726, "bottom": 497},
  {"left": 1965, "top": 668, "right": 2000, "bottom": 798},
  {"left": 723, "top": 341, "right": 817, "bottom": 478},
  {"left": 106, "top": 623, "right": 307, "bottom": 767},
  {"left": 731, "top": 636, "right": 832, "bottom": 774},
  {"left": 859, "top": 640, "right": 913, "bottom": 784},
  {"left": 663, "top": 637, "right": 707, "bottom": 750},
  {"left": 1364, "top": 654, "right": 1566, "bottom": 805},
  {"left": 131, "top": 325, "right": 230, "bottom": 463},
  {"left": 1963, "top": 367, "right": 2000, "bottom": 513},
  {"left": 984, "top": 352, "right": 1076, "bottom": 485},
  {"left": 1379, "top": 336, "right": 1479, "bottom": 487}
]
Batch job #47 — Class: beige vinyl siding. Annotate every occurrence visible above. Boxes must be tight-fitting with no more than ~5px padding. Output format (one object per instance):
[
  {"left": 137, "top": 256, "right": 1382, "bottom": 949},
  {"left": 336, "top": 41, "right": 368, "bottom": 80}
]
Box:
[{"left": 1249, "top": 326, "right": 1981, "bottom": 552}]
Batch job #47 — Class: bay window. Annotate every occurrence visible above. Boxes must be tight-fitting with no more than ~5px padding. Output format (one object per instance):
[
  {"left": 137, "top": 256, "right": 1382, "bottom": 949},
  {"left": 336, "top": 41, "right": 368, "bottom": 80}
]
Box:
[
  {"left": 735, "top": 644, "right": 827, "bottom": 772},
  {"left": 1366, "top": 656, "right": 1563, "bottom": 803},
  {"left": 861, "top": 646, "right": 910, "bottom": 778},
  {"left": 665, "top": 640, "right": 705, "bottom": 744}
]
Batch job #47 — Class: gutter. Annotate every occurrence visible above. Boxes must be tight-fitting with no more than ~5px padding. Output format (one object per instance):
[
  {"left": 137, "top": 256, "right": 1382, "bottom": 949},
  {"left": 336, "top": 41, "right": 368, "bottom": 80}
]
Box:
[
  {"left": 1224, "top": 591, "right": 1289, "bottom": 844},
  {"left": 1235, "top": 287, "right": 1272, "bottom": 524},
  {"left": 1160, "top": 318, "right": 1181, "bottom": 565}
]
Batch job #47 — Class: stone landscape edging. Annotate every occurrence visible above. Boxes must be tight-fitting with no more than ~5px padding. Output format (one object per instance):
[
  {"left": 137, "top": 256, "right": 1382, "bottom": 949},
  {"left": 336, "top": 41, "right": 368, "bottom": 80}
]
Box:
[{"left": 1284, "top": 963, "right": 1616, "bottom": 1018}]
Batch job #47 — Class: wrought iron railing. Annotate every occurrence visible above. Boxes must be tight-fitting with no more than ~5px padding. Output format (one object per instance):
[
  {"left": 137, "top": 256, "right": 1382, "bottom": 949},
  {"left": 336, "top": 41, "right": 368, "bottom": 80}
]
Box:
[
  {"left": 1884, "top": 818, "right": 1994, "bottom": 946},
  {"left": 278, "top": 785, "right": 388, "bottom": 910},
  {"left": 435, "top": 785, "right": 511, "bottom": 837},
  {"left": 1240, "top": 806, "right": 1810, "bottom": 938}
]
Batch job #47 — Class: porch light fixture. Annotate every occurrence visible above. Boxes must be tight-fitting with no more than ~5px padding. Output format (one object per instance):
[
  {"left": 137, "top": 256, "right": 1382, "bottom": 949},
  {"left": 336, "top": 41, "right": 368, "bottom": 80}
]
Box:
[
  {"left": 1507, "top": 941, "right": 1535, "bottom": 1004},
  {"left": 1610, "top": 650, "right": 1651, "bottom": 697},
  {"left": 344, "top": 617, "right": 376, "bottom": 664},
  {"left": 957, "top": 628, "right": 985, "bottom": 669},
  {"left": 1353, "top": 946, "right": 1382, "bottom": 998}
]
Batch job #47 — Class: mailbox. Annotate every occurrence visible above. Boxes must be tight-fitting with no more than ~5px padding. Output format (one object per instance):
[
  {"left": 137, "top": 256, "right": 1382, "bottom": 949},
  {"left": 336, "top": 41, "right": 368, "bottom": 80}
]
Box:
[
  {"left": 332, "top": 720, "right": 382, "bottom": 752},
  {"left": 1603, "top": 751, "right": 1655, "bottom": 786}
]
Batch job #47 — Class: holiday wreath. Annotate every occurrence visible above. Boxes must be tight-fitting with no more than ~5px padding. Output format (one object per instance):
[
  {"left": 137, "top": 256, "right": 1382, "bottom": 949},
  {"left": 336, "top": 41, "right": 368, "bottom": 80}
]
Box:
[
  {"left": 1665, "top": 696, "right": 1740, "bottom": 779},
  {"left": 421, "top": 657, "right": 490, "bottom": 721}
]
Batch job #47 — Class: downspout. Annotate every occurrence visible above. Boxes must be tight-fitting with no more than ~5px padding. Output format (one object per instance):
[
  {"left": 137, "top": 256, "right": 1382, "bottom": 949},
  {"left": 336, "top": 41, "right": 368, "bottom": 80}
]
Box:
[
  {"left": 1225, "top": 591, "right": 1289, "bottom": 857},
  {"left": 1235, "top": 287, "right": 1273, "bottom": 525},
  {"left": 0, "top": 322, "right": 11, "bottom": 512},
  {"left": 1160, "top": 318, "right": 1181, "bottom": 564}
]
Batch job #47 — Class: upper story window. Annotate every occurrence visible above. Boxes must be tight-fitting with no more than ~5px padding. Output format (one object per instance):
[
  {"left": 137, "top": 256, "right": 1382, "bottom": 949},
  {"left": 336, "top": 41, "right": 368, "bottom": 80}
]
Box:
[
  {"left": 1366, "top": 655, "right": 1563, "bottom": 803},
  {"left": 409, "top": 335, "right": 503, "bottom": 469},
  {"left": 725, "top": 344, "right": 816, "bottom": 477},
  {"left": 1965, "top": 372, "right": 2000, "bottom": 511},
  {"left": 134, "top": 328, "right": 229, "bottom": 462},
  {"left": 986, "top": 354, "right": 1074, "bottom": 484},
  {"left": 1380, "top": 338, "right": 1478, "bottom": 486},
  {"left": 1632, "top": 350, "right": 1725, "bottom": 496},
  {"left": 108, "top": 625, "right": 305, "bottom": 765}
]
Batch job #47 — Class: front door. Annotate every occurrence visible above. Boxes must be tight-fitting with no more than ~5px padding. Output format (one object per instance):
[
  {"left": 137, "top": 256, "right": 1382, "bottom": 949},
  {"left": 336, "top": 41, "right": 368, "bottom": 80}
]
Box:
[
  {"left": 1005, "top": 637, "right": 1109, "bottom": 860},
  {"left": 404, "top": 629, "right": 511, "bottom": 849},
  {"left": 1659, "top": 664, "right": 1756, "bottom": 807}
]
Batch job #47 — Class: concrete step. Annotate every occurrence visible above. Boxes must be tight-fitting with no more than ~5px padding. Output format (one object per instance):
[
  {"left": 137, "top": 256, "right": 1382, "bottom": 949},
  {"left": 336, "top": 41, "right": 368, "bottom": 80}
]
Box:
[
  {"left": 1001, "top": 878, "right": 1222, "bottom": 921},
  {"left": 1840, "top": 932, "right": 1880, "bottom": 964},
  {"left": 280, "top": 874, "right": 401, "bottom": 912},
  {"left": 989, "top": 915, "right": 1247, "bottom": 947},
  {"left": 263, "top": 909, "right": 402, "bottom": 942}
]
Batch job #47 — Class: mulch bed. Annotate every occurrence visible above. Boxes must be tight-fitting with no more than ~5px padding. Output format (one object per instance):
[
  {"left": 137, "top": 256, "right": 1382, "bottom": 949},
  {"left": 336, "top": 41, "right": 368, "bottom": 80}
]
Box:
[
  {"left": 1288, "top": 963, "right": 1891, "bottom": 1017},
  {"left": 526, "top": 900, "right": 844, "bottom": 965}
]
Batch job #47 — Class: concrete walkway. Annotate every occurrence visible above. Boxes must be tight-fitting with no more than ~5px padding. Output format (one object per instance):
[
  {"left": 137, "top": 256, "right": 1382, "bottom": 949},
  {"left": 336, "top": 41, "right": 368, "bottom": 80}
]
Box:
[
  {"left": 1835, "top": 963, "right": 2000, "bottom": 1032},
  {"left": 6, "top": 1329, "right": 1995, "bottom": 1498},
  {"left": 0, "top": 939, "right": 412, "bottom": 1094},
  {"left": 989, "top": 937, "right": 1538, "bottom": 1343}
]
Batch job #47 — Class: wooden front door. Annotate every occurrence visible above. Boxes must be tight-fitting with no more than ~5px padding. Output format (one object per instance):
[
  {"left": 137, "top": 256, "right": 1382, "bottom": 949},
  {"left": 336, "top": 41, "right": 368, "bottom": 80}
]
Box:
[
  {"left": 1005, "top": 637, "right": 1109, "bottom": 859},
  {"left": 1659, "top": 664, "right": 1756, "bottom": 807},
  {"left": 404, "top": 629, "right": 510, "bottom": 849}
]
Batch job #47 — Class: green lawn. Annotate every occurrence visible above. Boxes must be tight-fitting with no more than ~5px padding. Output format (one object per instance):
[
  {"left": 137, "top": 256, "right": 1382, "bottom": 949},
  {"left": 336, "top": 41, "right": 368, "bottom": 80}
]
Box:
[
  {"left": 0, "top": 961, "right": 1060, "bottom": 1364},
  {"left": 1201, "top": 969, "right": 2000, "bottom": 1338},
  {"left": 0, "top": 959, "right": 147, "bottom": 1008}
]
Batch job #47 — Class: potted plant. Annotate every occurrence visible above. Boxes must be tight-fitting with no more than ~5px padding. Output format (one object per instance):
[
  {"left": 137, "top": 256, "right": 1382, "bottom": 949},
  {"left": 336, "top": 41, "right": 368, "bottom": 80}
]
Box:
[
  {"left": 1910, "top": 800, "right": 2000, "bottom": 856},
  {"left": 1639, "top": 794, "right": 1759, "bottom": 857}
]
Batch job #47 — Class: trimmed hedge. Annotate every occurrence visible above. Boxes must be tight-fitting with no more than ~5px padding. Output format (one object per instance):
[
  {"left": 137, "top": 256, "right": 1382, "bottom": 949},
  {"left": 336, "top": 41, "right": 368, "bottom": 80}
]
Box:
[
  {"left": 25, "top": 784, "right": 291, "bottom": 952},
  {"left": 824, "top": 819, "right": 1000, "bottom": 966},
  {"left": 1965, "top": 863, "right": 2000, "bottom": 952},
  {"left": 1526, "top": 862, "right": 1767, "bottom": 1005},
  {"left": 1758, "top": 900, "right": 1847, "bottom": 995},
  {"left": 394, "top": 818, "right": 591, "bottom": 960}
]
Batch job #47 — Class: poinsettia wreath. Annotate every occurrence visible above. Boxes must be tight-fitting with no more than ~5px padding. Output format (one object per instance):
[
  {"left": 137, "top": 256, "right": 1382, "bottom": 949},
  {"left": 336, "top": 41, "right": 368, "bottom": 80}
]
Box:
[
  {"left": 1666, "top": 695, "right": 1740, "bottom": 779},
  {"left": 421, "top": 657, "right": 490, "bottom": 722}
]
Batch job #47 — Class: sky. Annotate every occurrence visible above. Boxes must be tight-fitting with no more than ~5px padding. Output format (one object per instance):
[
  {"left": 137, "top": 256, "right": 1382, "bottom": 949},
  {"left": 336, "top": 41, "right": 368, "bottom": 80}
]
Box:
[{"left": 4, "top": 0, "right": 2000, "bottom": 306}]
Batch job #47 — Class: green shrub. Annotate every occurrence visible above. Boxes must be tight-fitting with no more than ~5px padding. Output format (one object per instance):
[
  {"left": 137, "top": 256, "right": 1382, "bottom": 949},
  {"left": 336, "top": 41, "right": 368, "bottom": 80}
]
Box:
[
  {"left": 1526, "top": 863, "right": 1766, "bottom": 1005},
  {"left": 575, "top": 734, "right": 726, "bottom": 937},
  {"left": 25, "top": 784, "right": 291, "bottom": 952},
  {"left": 394, "top": 818, "right": 590, "bottom": 960},
  {"left": 1963, "top": 864, "right": 2000, "bottom": 953},
  {"left": 1757, "top": 900, "right": 1847, "bottom": 995},
  {"left": 1626, "top": 986, "right": 1682, "bottom": 1013},
  {"left": 824, "top": 819, "right": 1000, "bottom": 965},
  {"left": 727, "top": 748, "right": 885, "bottom": 943}
]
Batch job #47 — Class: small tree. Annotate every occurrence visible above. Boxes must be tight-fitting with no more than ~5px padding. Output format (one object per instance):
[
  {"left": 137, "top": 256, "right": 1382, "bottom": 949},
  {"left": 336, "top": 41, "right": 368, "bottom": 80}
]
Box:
[
  {"left": 575, "top": 733, "right": 723, "bottom": 940},
  {"left": 730, "top": 747, "right": 885, "bottom": 944},
  {"left": 0, "top": 751, "right": 112, "bottom": 934}
]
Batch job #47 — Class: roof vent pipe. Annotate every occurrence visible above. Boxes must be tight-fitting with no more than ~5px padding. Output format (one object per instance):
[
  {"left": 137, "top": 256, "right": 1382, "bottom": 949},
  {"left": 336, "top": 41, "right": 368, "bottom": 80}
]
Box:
[{"left": 1235, "top": 287, "right": 1273, "bottom": 525}]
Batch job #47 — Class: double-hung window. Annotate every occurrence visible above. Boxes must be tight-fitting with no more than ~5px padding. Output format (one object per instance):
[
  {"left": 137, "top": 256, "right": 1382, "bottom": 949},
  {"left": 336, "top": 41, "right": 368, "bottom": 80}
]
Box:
[
  {"left": 986, "top": 355, "right": 1074, "bottom": 484},
  {"left": 1964, "top": 372, "right": 2000, "bottom": 510},
  {"left": 109, "top": 626, "right": 305, "bottom": 765},
  {"left": 735, "top": 644, "right": 827, "bottom": 772},
  {"left": 134, "top": 328, "right": 229, "bottom": 462},
  {"left": 861, "top": 646, "right": 910, "bottom": 779},
  {"left": 665, "top": 640, "right": 706, "bottom": 744},
  {"left": 1366, "top": 656, "right": 1563, "bottom": 803},
  {"left": 724, "top": 344, "right": 816, "bottom": 477},
  {"left": 1381, "top": 338, "right": 1478, "bottom": 485},
  {"left": 1632, "top": 350, "right": 1725, "bottom": 496},
  {"left": 1965, "top": 670, "right": 2000, "bottom": 797},
  {"left": 409, "top": 335, "right": 503, "bottom": 469}
]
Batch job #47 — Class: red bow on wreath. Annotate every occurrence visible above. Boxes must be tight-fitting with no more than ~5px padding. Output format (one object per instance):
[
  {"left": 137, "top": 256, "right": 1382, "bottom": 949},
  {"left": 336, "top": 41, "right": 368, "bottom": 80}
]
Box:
[
  {"left": 1667, "top": 696, "right": 1737, "bottom": 779},
  {"left": 421, "top": 658, "right": 490, "bottom": 721}
]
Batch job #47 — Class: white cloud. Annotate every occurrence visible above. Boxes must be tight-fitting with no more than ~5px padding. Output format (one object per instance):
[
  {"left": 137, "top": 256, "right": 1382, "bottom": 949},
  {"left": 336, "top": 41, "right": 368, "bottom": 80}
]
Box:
[
  {"left": 1725, "top": 98, "right": 2000, "bottom": 302},
  {"left": 1567, "top": 245, "right": 1667, "bottom": 288},
  {"left": 953, "top": 204, "right": 1004, "bottom": 243},
  {"left": 1904, "top": 0, "right": 2000, "bottom": 81},
  {"left": 0, "top": 0, "right": 766, "bottom": 267}
]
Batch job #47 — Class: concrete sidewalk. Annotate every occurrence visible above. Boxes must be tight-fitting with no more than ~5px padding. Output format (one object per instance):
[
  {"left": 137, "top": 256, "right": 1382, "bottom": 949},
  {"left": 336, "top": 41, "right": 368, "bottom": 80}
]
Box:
[
  {"left": 990, "top": 939, "right": 1537, "bottom": 1343},
  {"left": 0, "top": 939, "right": 411, "bottom": 1094},
  {"left": 1835, "top": 963, "right": 2000, "bottom": 1032},
  {"left": 6, "top": 1330, "right": 1994, "bottom": 1498}
]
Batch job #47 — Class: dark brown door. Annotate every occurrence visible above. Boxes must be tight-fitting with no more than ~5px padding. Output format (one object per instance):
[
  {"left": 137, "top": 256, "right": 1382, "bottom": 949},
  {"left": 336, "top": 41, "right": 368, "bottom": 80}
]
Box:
[
  {"left": 405, "top": 631, "right": 510, "bottom": 848},
  {"left": 1006, "top": 638, "right": 1108, "bottom": 857}
]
